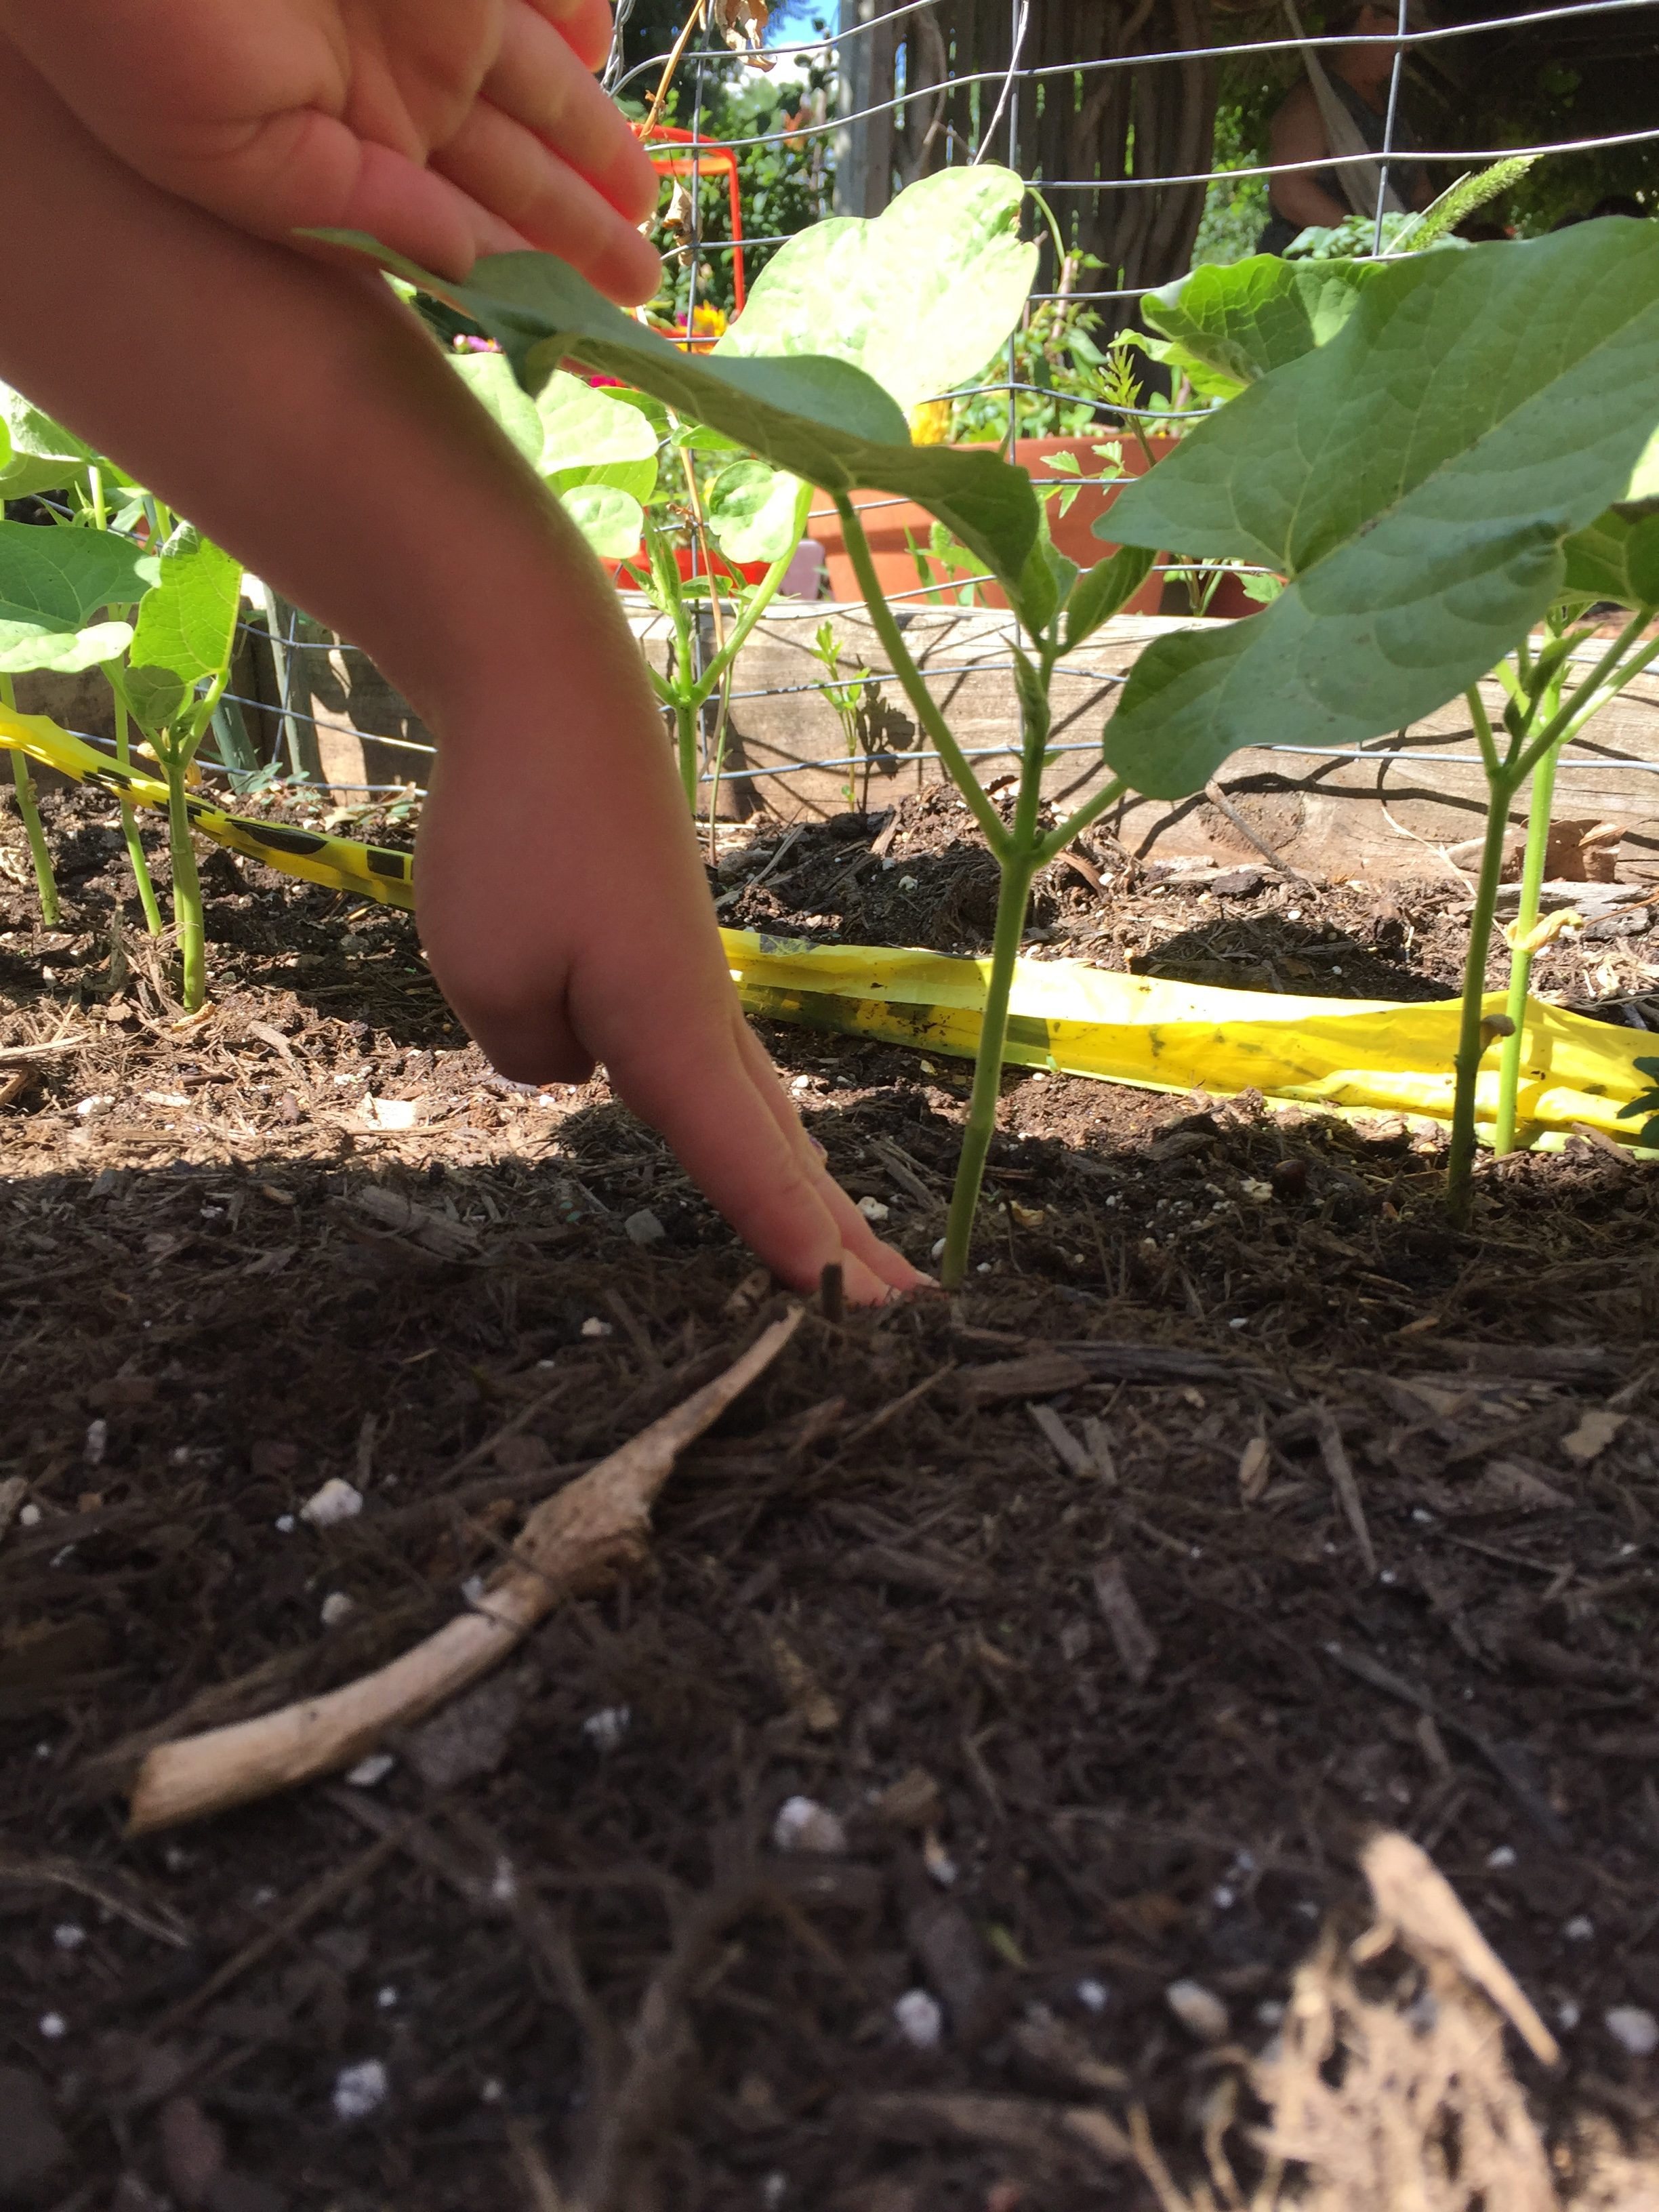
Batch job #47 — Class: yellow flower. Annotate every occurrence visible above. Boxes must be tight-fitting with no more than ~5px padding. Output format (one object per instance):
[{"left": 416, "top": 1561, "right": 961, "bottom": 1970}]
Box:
[
  {"left": 676, "top": 304, "right": 729, "bottom": 354},
  {"left": 908, "top": 399, "right": 952, "bottom": 445}
]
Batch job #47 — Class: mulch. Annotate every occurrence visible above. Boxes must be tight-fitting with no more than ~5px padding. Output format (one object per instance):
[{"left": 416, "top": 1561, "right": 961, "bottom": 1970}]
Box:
[{"left": 2, "top": 779, "right": 1658, "bottom": 2211}]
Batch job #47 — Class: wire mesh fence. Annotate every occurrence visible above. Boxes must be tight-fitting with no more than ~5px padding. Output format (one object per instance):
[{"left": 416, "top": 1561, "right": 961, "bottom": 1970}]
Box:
[{"left": 35, "top": 1, "right": 1658, "bottom": 855}]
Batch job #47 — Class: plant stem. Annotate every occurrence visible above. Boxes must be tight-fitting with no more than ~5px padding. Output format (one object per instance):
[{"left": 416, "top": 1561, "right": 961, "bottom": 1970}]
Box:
[
  {"left": 1492, "top": 733, "right": 1559, "bottom": 1155},
  {"left": 674, "top": 695, "right": 699, "bottom": 811},
  {"left": 0, "top": 674, "right": 60, "bottom": 925},
  {"left": 108, "top": 680, "right": 164, "bottom": 935},
  {"left": 834, "top": 495, "right": 1012, "bottom": 859},
  {"left": 1447, "top": 701, "right": 1519, "bottom": 1227},
  {"left": 939, "top": 846, "right": 1036, "bottom": 1290},
  {"left": 162, "top": 743, "right": 206, "bottom": 1011},
  {"left": 259, "top": 583, "right": 323, "bottom": 784}
]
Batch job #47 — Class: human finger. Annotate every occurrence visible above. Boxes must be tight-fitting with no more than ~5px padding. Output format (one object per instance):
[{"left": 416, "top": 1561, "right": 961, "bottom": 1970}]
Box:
[
  {"left": 487, "top": 5, "right": 659, "bottom": 224},
  {"left": 433, "top": 103, "right": 661, "bottom": 303},
  {"left": 731, "top": 1017, "right": 932, "bottom": 1293},
  {"left": 604, "top": 1001, "right": 901, "bottom": 1301},
  {"left": 527, "top": 0, "right": 618, "bottom": 76}
]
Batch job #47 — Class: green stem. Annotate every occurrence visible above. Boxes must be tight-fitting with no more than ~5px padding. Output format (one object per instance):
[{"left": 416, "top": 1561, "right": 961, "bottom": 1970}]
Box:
[
  {"left": 0, "top": 674, "right": 59, "bottom": 926},
  {"left": 674, "top": 695, "right": 699, "bottom": 812},
  {"left": 163, "top": 745, "right": 206, "bottom": 1011},
  {"left": 108, "top": 680, "right": 164, "bottom": 935},
  {"left": 1492, "top": 733, "right": 1561, "bottom": 1155},
  {"left": 939, "top": 847, "right": 1036, "bottom": 1290},
  {"left": 834, "top": 495, "right": 1012, "bottom": 860},
  {"left": 1447, "top": 709, "right": 1520, "bottom": 1229},
  {"left": 1516, "top": 606, "right": 1654, "bottom": 774},
  {"left": 1039, "top": 775, "right": 1128, "bottom": 865}
]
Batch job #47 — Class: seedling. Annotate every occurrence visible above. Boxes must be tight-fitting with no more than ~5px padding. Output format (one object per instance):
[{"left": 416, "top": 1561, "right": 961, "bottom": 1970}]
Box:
[
  {"left": 1105, "top": 217, "right": 1659, "bottom": 1221},
  {"left": 106, "top": 525, "right": 243, "bottom": 1010}
]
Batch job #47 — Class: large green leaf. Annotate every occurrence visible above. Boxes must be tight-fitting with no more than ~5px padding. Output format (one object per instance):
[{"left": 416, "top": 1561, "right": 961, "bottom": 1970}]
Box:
[
  {"left": 316, "top": 232, "right": 1041, "bottom": 609},
  {"left": 451, "top": 350, "right": 544, "bottom": 466},
  {"left": 115, "top": 525, "right": 241, "bottom": 735},
  {"left": 1561, "top": 502, "right": 1659, "bottom": 609},
  {"left": 1101, "top": 226, "right": 1659, "bottom": 798},
  {"left": 0, "top": 520, "right": 157, "bottom": 674},
  {"left": 712, "top": 165, "right": 1038, "bottom": 413},
  {"left": 0, "top": 382, "right": 94, "bottom": 499},
  {"left": 1141, "top": 254, "right": 1393, "bottom": 394}
]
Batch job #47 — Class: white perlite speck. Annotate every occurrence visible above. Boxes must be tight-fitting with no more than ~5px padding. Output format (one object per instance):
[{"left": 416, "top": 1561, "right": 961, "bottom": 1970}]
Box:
[
  {"left": 1606, "top": 2006, "right": 1659, "bottom": 2057},
  {"left": 345, "top": 1753, "right": 395, "bottom": 1788},
  {"left": 581, "top": 1706, "right": 630, "bottom": 1753},
  {"left": 893, "top": 1989, "right": 943, "bottom": 2050},
  {"left": 332, "top": 2060, "right": 388, "bottom": 2123},
  {"left": 771, "top": 1796, "right": 848, "bottom": 1856},
  {"left": 300, "top": 1477, "right": 363, "bottom": 1528}
]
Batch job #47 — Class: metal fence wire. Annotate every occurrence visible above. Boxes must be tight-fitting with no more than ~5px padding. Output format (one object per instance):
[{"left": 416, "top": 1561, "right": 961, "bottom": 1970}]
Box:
[{"left": 179, "top": 0, "right": 1659, "bottom": 830}]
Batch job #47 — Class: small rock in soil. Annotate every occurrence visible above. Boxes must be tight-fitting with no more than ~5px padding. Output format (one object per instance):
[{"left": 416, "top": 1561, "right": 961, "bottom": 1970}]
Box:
[
  {"left": 1166, "top": 1980, "right": 1229, "bottom": 2043},
  {"left": 159, "top": 2094, "right": 226, "bottom": 2208},
  {"left": 623, "top": 1207, "right": 665, "bottom": 1247},
  {"left": 0, "top": 2067, "right": 68, "bottom": 2203},
  {"left": 772, "top": 1795, "right": 848, "bottom": 1856},
  {"left": 1605, "top": 2005, "right": 1659, "bottom": 2057},
  {"left": 893, "top": 1989, "right": 943, "bottom": 2050},
  {"left": 407, "top": 1671, "right": 525, "bottom": 1790},
  {"left": 331, "top": 2060, "right": 389, "bottom": 2123},
  {"left": 300, "top": 1477, "right": 363, "bottom": 1528}
]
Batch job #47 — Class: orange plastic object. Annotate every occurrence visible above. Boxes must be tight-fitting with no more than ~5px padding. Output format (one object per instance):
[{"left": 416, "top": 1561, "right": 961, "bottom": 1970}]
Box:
[{"left": 639, "top": 124, "right": 747, "bottom": 323}]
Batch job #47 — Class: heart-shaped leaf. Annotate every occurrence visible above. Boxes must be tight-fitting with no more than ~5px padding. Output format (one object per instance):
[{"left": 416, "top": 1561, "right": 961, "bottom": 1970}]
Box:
[
  {"left": 114, "top": 525, "right": 241, "bottom": 737},
  {"left": 712, "top": 165, "right": 1038, "bottom": 413},
  {"left": 1101, "top": 226, "right": 1659, "bottom": 798},
  {"left": 0, "top": 520, "right": 157, "bottom": 674},
  {"left": 317, "top": 232, "right": 1041, "bottom": 610},
  {"left": 1141, "top": 253, "right": 1393, "bottom": 393},
  {"left": 705, "top": 458, "right": 804, "bottom": 564},
  {"left": 564, "top": 485, "right": 646, "bottom": 561}
]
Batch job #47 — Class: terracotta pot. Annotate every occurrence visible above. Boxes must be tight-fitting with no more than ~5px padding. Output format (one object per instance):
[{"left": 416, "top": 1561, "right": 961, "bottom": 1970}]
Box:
[{"left": 806, "top": 433, "right": 1177, "bottom": 615}]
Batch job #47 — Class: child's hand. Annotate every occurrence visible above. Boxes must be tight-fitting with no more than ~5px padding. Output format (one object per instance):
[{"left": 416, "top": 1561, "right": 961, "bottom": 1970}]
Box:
[
  {"left": 413, "top": 587, "right": 932, "bottom": 1307},
  {"left": 0, "top": 0, "right": 661, "bottom": 299}
]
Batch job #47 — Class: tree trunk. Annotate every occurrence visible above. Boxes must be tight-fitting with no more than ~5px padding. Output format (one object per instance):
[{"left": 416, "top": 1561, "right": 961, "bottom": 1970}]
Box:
[{"left": 836, "top": 0, "right": 1218, "bottom": 344}]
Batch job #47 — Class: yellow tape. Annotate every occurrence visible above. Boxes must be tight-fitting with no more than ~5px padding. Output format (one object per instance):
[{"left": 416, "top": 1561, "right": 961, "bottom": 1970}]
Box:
[{"left": 6, "top": 704, "right": 1656, "bottom": 1149}]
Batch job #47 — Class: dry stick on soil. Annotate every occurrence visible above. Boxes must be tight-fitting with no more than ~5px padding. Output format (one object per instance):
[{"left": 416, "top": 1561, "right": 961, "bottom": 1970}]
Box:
[
  {"left": 1202, "top": 777, "right": 1321, "bottom": 887},
  {"left": 1314, "top": 1404, "right": 1376, "bottom": 1578},
  {"left": 128, "top": 1310, "right": 803, "bottom": 1832}
]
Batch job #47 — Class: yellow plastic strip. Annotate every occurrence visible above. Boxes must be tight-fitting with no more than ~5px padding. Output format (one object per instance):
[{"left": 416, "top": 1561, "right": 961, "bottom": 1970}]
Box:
[{"left": 6, "top": 705, "right": 1655, "bottom": 1147}]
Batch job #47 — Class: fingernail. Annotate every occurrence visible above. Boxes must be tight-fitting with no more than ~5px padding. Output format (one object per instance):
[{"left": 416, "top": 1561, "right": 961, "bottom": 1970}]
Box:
[{"left": 808, "top": 1137, "right": 827, "bottom": 1159}]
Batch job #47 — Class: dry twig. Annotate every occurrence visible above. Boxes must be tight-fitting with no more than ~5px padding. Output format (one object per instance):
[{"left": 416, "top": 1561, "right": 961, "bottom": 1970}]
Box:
[{"left": 128, "top": 1311, "right": 802, "bottom": 1830}]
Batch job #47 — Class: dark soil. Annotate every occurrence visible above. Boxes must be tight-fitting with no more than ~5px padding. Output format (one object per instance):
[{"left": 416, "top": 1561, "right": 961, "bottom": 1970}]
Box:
[{"left": 3, "top": 779, "right": 1659, "bottom": 2212}]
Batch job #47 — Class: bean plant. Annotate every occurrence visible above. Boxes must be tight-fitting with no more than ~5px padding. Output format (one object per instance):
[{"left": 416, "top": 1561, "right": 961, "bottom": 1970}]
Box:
[{"left": 1124, "top": 213, "right": 1659, "bottom": 1219}]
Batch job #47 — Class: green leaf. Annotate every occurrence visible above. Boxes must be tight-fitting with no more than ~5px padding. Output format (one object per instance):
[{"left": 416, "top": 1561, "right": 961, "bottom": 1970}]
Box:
[
  {"left": 452, "top": 350, "right": 544, "bottom": 466},
  {"left": 1063, "top": 544, "right": 1158, "bottom": 651},
  {"left": 535, "top": 371, "right": 659, "bottom": 505},
  {"left": 0, "top": 520, "right": 156, "bottom": 674},
  {"left": 1141, "top": 254, "right": 1392, "bottom": 391},
  {"left": 1561, "top": 502, "right": 1659, "bottom": 609},
  {"left": 563, "top": 485, "right": 645, "bottom": 561},
  {"left": 0, "top": 382, "right": 94, "bottom": 498},
  {"left": 314, "top": 231, "right": 1041, "bottom": 610},
  {"left": 705, "top": 458, "right": 804, "bottom": 564},
  {"left": 1101, "top": 226, "right": 1659, "bottom": 799},
  {"left": 116, "top": 525, "right": 241, "bottom": 735},
  {"left": 714, "top": 166, "right": 1038, "bottom": 413}
]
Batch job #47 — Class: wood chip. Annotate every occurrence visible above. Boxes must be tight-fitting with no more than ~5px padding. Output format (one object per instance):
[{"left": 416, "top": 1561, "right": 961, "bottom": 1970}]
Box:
[
  {"left": 1092, "top": 1559, "right": 1158, "bottom": 1688},
  {"left": 961, "top": 1351, "right": 1090, "bottom": 1406},
  {"left": 353, "top": 1185, "right": 481, "bottom": 1260},
  {"left": 1315, "top": 1404, "right": 1376, "bottom": 1577},
  {"left": 1237, "top": 1435, "right": 1271, "bottom": 1504},
  {"left": 1562, "top": 1408, "right": 1627, "bottom": 1464},
  {"left": 1027, "top": 1402, "right": 1094, "bottom": 1477},
  {"left": 768, "top": 1633, "right": 840, "bottom": 1734}
]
